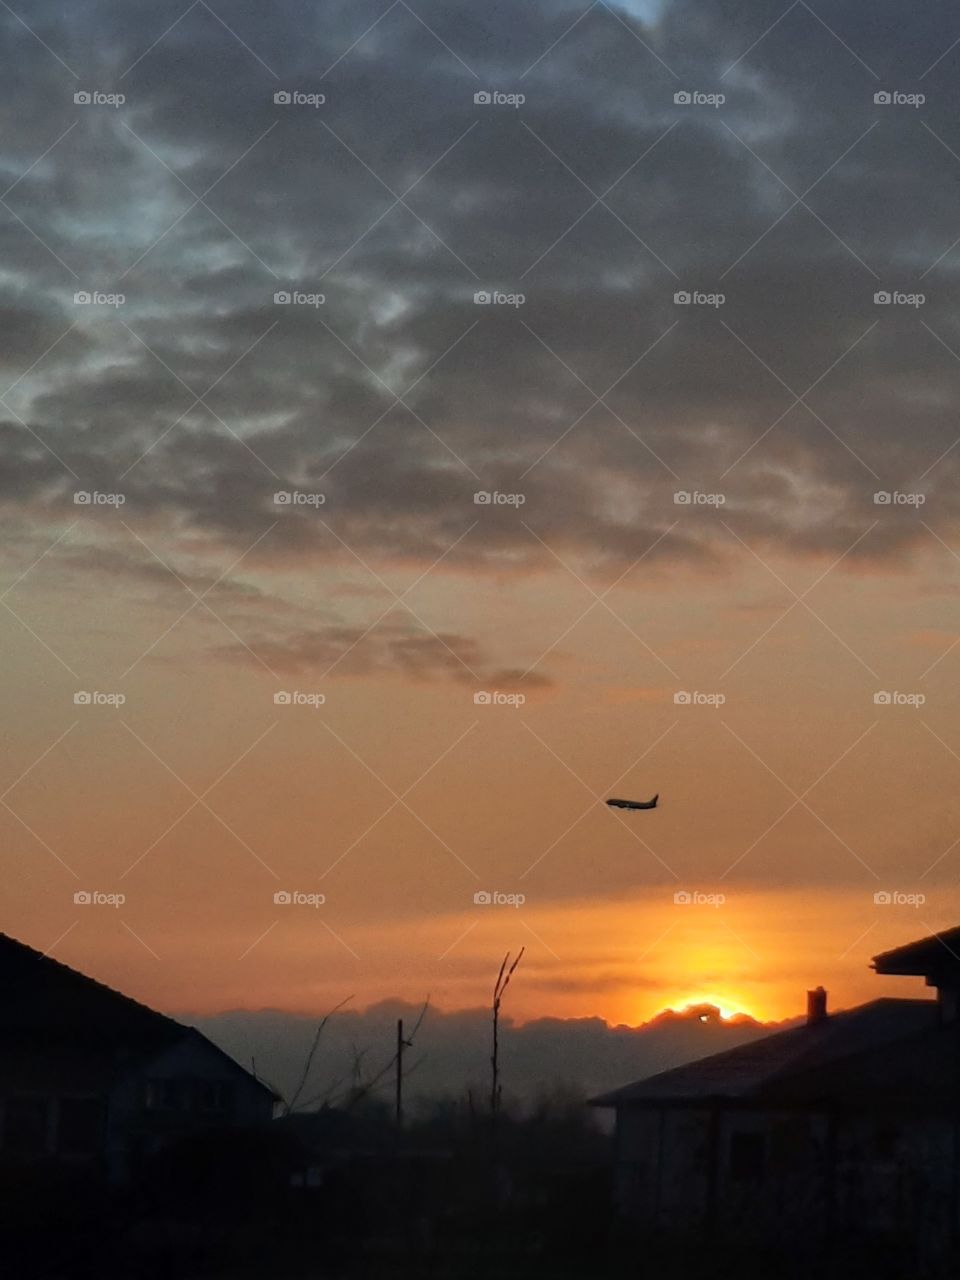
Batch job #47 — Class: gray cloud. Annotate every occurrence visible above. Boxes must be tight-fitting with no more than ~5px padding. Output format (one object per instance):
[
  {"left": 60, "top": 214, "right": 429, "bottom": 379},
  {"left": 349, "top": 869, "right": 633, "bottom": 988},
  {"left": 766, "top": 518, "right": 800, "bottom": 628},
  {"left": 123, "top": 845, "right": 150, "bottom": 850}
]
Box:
[{"left": 2, "top": 0, "right": 960, "bottom": 629}]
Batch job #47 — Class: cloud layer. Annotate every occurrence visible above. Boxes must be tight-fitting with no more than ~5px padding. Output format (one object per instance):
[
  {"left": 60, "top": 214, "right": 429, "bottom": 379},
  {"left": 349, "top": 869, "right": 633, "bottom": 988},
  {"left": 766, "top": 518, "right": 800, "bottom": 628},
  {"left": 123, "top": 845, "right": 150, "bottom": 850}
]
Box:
[{"left": 4, "top": 0, "right": 960, "bottom": 613}]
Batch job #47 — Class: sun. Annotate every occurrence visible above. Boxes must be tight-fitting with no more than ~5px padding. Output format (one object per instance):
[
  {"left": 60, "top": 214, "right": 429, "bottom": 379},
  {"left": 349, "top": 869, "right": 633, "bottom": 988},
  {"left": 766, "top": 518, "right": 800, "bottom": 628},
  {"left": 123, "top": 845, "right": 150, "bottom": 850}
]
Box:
[{"left": 680, "top": 996, "right": 749, "bottom": 1021}]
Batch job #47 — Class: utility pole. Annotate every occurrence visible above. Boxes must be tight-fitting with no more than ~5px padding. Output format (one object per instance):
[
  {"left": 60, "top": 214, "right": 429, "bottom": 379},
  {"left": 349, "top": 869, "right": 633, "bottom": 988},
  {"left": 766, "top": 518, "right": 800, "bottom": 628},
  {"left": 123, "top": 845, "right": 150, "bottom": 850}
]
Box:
[{"left": 395, "top": 1018, "right": 405, "bottom": 1127}]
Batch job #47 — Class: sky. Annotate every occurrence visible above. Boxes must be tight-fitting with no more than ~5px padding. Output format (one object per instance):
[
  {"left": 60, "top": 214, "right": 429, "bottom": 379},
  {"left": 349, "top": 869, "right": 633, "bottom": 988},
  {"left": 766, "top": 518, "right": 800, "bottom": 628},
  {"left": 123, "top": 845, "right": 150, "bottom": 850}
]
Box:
[{"left": 1, "top": 0, "right": 959, "bottom": 1034}]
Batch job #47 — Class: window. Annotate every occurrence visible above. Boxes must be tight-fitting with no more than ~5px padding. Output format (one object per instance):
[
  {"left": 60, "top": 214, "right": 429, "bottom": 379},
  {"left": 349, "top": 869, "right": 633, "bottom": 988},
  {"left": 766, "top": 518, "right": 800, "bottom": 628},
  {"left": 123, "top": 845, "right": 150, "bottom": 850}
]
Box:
[
  {"left": 145, "top": 1079, "right": 185, "bottom": 1110},
  {"left": 146, "top": 1078, "right": 235, "bottom": 1113},
  {"left": 195, "top": 1080, "right": 235, "bottom": 1112},
  {"left": 729, "top": 1131, "right": 765, "bottom": 1182},
  {"left": 4, "top": 1098, "right": 49, "bottom": 1156},
  {"left": 57, "top": 1098, "right": 103, "bottom": 1155}
]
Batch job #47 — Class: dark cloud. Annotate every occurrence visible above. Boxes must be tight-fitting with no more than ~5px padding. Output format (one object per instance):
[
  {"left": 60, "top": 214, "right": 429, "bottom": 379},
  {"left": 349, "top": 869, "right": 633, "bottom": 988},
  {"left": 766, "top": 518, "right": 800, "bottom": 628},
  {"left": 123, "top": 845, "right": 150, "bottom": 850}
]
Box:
[
  {"left": 193, "top": 996, "right": 775, "bottom": 1106},
  {"left": 2, "top": 0, "right": 960, "bottom": 616},
  {"left": 216, "top": 619, "right": 557, "bottom": 689}
]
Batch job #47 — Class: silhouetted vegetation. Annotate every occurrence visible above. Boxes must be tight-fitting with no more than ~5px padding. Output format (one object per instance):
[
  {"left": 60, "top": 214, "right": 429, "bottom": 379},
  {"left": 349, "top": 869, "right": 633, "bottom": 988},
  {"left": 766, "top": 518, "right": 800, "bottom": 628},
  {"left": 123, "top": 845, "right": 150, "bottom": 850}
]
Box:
[{"left": 5, "top": 1089, "right": 958, "bottom": 1279}]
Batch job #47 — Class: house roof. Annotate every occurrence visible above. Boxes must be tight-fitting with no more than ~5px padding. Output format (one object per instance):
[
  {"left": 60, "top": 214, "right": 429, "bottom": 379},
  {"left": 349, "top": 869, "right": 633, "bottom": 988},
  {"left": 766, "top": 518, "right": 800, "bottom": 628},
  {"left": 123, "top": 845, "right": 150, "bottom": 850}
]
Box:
[
  {"left": 873, "top": 926, "right": 960, "bottom": 978},
  {"left": 590, "top": 998, "right": 939, "bottom": 1107},
  {"left": 0, "top": 933, "right": 274, "bottom": 1096},
  {"left": 0, "top": 931, "right": 184, "bottom": 1051}
]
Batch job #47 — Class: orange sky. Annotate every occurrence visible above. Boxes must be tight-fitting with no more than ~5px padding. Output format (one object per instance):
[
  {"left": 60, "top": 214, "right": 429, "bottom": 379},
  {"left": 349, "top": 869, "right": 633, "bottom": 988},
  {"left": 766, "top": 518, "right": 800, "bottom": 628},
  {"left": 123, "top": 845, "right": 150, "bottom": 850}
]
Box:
[
  {"left": 3, "top": 523, "right": 956, "bottom": 1027},
  {"left": 5, "top": 0, "right": 960, "bottom": 1038}
]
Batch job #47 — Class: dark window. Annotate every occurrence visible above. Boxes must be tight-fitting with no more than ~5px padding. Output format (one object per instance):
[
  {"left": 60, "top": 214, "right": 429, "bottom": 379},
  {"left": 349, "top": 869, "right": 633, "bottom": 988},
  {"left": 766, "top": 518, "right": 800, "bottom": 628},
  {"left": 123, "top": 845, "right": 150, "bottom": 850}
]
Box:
[
  {"left": 145, "top": 1079, "right": 186, "bottom": 1110},
  {"left": 57, "top": 1098, "right": 103, "bottom": 1155},
  {"left": 4, "top": 1098, "right": 49, "bottom": 1155},
  {"left": 729, "top": 1131, "right": 765, "bottom": 1182},
  {"left": 195, "top": 1081, "right": 235, "bottom": 1112},
  {"left": 146, "top": 1078, "right": 235, "bottom": 1113}
]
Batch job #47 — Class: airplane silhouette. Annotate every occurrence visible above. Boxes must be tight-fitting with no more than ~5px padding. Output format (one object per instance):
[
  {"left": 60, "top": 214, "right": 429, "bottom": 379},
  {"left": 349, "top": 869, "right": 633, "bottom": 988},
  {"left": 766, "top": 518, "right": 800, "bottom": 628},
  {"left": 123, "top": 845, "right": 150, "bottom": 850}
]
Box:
[{"left": 606, "top": 794, "right": 658, "bottom": 811}]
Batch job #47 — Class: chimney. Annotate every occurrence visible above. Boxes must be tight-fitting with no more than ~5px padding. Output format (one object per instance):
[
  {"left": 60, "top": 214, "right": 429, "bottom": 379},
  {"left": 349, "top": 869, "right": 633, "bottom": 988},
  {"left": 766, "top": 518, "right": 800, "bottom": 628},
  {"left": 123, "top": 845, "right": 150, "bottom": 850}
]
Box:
[{"left": 806, "top": 986, "right": 828, "bottom": 1025}]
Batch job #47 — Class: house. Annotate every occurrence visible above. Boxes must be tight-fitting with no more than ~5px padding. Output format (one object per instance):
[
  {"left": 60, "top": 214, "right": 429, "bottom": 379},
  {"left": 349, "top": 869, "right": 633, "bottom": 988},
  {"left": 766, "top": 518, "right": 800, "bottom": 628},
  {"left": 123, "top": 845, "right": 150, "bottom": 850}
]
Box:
[
  {"left": 592, "top": 927, "right": 960, "bottom": 1256},
  {"left": 0, "top": 932, "right": 276, "bottom": 1181}
]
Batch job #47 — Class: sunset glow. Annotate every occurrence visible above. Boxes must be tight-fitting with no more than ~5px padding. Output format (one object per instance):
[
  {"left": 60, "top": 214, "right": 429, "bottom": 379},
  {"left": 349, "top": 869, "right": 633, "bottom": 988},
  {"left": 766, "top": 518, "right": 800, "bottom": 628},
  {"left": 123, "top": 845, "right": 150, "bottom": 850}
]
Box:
[{"left": 1, "top": 0, "right": 956, "bottom": 1047}]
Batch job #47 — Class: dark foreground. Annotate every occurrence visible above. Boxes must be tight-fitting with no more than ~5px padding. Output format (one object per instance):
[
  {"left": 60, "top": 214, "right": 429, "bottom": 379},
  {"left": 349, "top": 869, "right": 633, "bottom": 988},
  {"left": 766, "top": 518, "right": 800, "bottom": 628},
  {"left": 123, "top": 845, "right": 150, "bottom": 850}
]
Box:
[{"left": 3, "top": 1098, "right": 956, "bottom": 1280}]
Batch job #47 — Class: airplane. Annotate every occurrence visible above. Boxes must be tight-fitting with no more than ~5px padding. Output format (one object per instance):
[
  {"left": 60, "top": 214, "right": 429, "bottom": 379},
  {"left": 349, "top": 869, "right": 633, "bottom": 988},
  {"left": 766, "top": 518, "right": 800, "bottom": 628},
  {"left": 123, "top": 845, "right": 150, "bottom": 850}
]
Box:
[{"left": 606, "top": 794, "right": 658, "bottom": 811}]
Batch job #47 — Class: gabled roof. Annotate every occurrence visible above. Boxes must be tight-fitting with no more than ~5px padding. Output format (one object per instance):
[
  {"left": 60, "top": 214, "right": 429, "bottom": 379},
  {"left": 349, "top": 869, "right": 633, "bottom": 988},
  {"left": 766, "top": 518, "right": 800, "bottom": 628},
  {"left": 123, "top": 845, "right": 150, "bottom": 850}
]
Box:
[
  {"left": 0, "top": 933, "right": 274, "bottom": 1096},
  {"left": 0, "top": 931, "right": 184, "bottom": 1052},
  {"left": 591, "top": 998, "right": 939, "bottom": 1107},
  {"left": 873, "top": 926, "right": 960, "bottom": 978}
]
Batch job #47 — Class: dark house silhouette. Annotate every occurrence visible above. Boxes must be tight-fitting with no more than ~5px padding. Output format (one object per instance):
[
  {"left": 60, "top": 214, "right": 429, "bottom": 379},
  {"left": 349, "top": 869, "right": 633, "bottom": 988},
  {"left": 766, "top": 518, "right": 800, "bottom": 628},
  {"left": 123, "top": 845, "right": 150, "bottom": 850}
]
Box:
[
  {"left": 0, "top": 933, "right": 275, "bottom": 1180},
  {"left": 592, "top": 926, "right": 960, "bottom": 1257}
]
